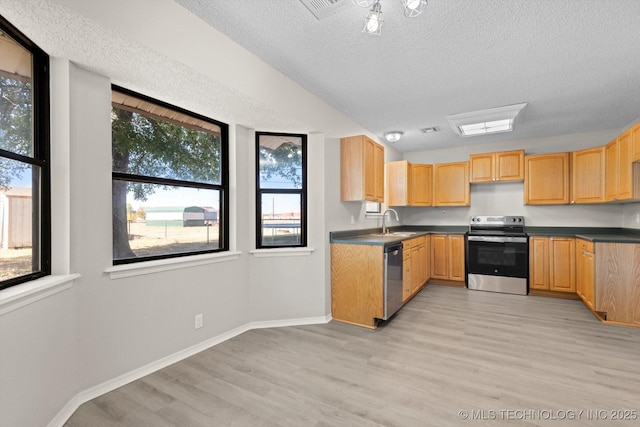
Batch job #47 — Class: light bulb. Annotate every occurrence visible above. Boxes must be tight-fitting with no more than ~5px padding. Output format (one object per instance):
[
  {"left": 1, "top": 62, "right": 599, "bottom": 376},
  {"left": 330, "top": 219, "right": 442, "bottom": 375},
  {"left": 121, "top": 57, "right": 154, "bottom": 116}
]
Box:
[
  {"left": 405, "top": 0, "right": 421, "bottom": 9},
  {"left": 366, "top": 13, "right": 381, "bottom": 33}
]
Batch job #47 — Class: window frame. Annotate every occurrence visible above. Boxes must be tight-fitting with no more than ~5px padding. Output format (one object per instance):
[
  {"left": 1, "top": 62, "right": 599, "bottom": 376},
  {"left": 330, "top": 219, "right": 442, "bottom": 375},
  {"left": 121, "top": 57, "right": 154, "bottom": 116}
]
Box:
[
  {"left": 255, "top": 131, "right": 307, "bottom": 249},
  {"left": 111, "top": 85, "right": 229, "bottom": 265},
  {"left": 0, "top": 15, "right": 51, "bottom": 291}
]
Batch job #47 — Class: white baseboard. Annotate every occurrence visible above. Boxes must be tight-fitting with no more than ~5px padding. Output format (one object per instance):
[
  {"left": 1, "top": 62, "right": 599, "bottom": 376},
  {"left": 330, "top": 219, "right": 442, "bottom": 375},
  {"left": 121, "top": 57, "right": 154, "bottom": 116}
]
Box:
[{"left": 47, "top": 315, "right": 331, "bottom": 427}]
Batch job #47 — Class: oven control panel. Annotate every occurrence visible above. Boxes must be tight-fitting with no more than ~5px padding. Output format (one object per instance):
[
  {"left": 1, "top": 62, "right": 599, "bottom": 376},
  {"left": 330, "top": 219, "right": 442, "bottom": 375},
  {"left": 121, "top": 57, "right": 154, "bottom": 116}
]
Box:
[{"left": 470, "top": 216, "right": 524, "bottom": 225}]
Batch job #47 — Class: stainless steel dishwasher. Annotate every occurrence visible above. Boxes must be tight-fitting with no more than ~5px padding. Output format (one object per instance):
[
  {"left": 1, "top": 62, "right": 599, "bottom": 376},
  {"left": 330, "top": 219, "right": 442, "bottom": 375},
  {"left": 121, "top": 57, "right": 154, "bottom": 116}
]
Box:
[{"left": 382, "top": 243, "right": 403, "bottom": 320}]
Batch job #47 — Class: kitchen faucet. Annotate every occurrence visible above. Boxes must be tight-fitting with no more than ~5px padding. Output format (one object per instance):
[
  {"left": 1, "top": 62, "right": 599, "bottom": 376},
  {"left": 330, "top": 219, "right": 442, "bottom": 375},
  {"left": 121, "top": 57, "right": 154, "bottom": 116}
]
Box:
[{"left": 381, "top": 208, "right": 400, "bottom": 234}]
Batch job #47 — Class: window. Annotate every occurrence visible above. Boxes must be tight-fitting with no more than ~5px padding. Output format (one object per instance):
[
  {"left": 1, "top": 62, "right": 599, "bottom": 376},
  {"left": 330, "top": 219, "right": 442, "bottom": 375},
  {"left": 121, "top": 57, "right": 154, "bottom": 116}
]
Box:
[
  {"left": 0, "top": 16, "right": 50, "bottom": 290},
  {"left": 111, "top": 86, "right": 228, "bottom": 264},
  {"left": 256, "top": 132, "right": 307, "bottom": 248}
]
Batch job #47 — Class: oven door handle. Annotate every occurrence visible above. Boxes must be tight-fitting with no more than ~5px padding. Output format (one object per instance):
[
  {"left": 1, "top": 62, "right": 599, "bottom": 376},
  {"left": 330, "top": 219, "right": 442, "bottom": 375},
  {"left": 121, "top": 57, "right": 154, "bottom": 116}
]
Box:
[{"left": 468, "top": 235, "right": 528, "bottom": 243}]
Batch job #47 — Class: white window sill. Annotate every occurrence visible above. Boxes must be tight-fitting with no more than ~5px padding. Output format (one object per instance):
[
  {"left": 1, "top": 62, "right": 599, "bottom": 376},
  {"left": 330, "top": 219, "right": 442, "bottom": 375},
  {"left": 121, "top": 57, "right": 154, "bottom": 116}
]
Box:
[
  {"left": 249, "top": 247, "right": 315, "bottom": 258},
  {"left": 104, "top": 251, "right": 242, "bottom": 280},
  {"left": 0, "top": 274, "right": 81, "bottom": 316}
]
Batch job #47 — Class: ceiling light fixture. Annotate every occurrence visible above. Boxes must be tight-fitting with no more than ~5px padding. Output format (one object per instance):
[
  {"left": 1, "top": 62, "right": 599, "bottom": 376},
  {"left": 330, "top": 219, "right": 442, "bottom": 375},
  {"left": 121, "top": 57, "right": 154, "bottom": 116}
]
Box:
[
  {"left": 384, "top": 131, "right": 403, "bottom": 143},
  {"left": 355, "top": 0, "right": 427, "bottom": 36},
  {"left": 446, "top": 103, "right": 528, "bottom": 137}
]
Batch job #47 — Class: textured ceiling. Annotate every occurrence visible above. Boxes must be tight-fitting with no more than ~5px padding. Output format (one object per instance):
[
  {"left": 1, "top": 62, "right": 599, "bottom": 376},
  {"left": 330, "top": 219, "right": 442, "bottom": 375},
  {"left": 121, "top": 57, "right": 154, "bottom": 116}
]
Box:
[{"left": 176, "top": 0, "right": 640, "bottom": 152}]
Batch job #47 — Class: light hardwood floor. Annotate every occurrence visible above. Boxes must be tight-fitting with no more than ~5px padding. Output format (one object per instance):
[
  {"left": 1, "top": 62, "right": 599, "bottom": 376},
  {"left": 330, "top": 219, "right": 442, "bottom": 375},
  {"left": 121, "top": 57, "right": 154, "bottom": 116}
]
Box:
[{"left": 65, "top": 285, "right": 640, "bottom": 426}]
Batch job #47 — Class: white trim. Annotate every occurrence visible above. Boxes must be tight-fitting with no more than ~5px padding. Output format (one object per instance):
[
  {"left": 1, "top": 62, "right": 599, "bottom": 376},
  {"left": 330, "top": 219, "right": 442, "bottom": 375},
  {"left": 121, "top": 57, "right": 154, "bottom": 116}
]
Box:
[
  {"left": 249, "top": 247, "right": 315, "bottom": 257},
  {"left": 104, "top": 251, "right": 242, "bottom": 279},
  {"left": 0, "top": 274, "right": 80, "bottom": 316},
  {"left": 248, "top": 313, "right": 332, "bottom": 329},
  {"left": 46, "top": 314, "right": 331, "bottom": 427}
]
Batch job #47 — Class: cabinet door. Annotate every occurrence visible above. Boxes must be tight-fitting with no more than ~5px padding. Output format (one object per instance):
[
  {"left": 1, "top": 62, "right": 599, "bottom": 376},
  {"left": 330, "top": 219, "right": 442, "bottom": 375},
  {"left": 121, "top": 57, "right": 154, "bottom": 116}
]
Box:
[
  {"left": 576, "top": 239, "right": 595, "bottom": 311},
  {"left": 365, "top": 138, "right": 385, "bottom": 202},
  {"left": 403, "top": 246, "right": 412, "bottom": 302},
  {"left": 341, "top": 135, "right": 384, "bottom": 202},
  {"left": 431, "top": 235, "right": 449, "bottom": 280},
  {"left": 632, "top": 123, "right": 640, "bottom": 162},
  {"left": 529, "top": 237, "right": 550, "bottom": 290},
  {"left": 470, "top": 153, "right": 494, "bottom": 183},
  {"left": 373, "top": 142, "right": 385, "bottom": 202},
  {"left": 549, "top": 237, "right": 576, "bottom": 292},
  {"left": 423, "top": 235, "right": 431, "bottom": 281},
  {"left": 495, "top": 150, "right": 525, "bottom": 181},
  {"left": 524, "top": 153, "right": 570, "bottom": 205},
  {"left": 571, "top": 147, "right": 605, "bottom": 204},
  {"left": 409, "top": 164, "right": 433, "bottom": 206},
  {"left": 411, "top": 245, "right": 422, "bottom": 293},
  {"left": 604, "top": 139, "right": 618, "bottom": 202},
  {"left": 433, "top": 162, "right": 470, "bottom": 206},
  {"left": 387, "top": 161, "right": 409, "bottom": 206},
  {"left": 617, "top": 130, "right": 633, "bottom": 200},
  {"left": 448, "top": 235, "right": 465, "bottom": 281}
]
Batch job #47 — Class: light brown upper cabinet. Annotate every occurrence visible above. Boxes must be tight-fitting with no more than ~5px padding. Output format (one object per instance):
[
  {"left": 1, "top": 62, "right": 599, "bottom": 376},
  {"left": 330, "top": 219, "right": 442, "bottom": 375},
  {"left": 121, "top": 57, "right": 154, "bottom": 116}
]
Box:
[
  {"left": 631, "top": 123, "right": 640, "bottom": 162},
  {"left": 386, "top": 161, "right": 433, "bottom": 207},
  {"left": 605, "top": 130, "right": 640, "bottom": 202},
  {"left": 469, "top": 149, "right": 524, "bottom": 183},
  {"left": 340, "top": 135, "right": 384, "bottom": 202},
  {"left": 433, "top": 161, "right": 470, "bottom": 206},
  {"left": 524, "top": 153, "right": 570, "bottom": 205},
  {"left": 571, "top": 146, "right": 605, "bottom": 204}
]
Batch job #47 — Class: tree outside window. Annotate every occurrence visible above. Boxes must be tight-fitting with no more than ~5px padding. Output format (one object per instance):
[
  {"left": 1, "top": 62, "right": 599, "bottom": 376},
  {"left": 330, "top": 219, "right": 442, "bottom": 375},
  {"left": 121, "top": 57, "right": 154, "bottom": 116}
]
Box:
[
  {"left": 0, "top": 16, "right": 50, "bottom": 290},
  {"left": 111, "top": 87, "right": 228, "bottom": 264},
  {"left": 256, "top": 132, "right": 307, "bottom": 248}
]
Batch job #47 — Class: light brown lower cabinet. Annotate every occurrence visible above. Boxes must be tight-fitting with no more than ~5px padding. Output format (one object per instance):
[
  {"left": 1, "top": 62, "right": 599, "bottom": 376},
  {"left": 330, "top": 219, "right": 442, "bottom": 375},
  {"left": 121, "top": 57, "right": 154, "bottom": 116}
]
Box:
[
  {"left": 431, "top": 234, "right": 465, "bottom": 281},
  {"left": 576, "top": 239, "right": 595, "bottom": 311},
  {"left": 594, "top": 242, "right": 640, "bottom": 326},
  {"left": 529, "top": 236, "right": 575, "bottom": 292},
  {"left": 331, "top": 243, "right": 383, "bottom": 328},
  {"left": 403, "top": 235, "right": 430, "bottom": 302}
]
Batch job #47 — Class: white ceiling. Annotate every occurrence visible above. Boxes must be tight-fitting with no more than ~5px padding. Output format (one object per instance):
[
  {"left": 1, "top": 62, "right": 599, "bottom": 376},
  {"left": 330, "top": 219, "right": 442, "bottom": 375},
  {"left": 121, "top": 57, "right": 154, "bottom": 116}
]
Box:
[{"left": 175, "top": 0, "right": 640, "bottom": 152}]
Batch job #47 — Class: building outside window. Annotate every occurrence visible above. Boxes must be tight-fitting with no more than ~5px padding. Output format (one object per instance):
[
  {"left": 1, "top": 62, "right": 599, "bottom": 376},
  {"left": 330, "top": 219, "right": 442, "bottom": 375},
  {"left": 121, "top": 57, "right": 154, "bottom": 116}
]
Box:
[
  {"left": 0, "top": 15, "right": 50, "bottom": 290},
  {"left": 255, "top": 132, "right": 307, "bottom": 248},
  {"left": 111, "top": 86, "right": 228, "bottom": 264}
]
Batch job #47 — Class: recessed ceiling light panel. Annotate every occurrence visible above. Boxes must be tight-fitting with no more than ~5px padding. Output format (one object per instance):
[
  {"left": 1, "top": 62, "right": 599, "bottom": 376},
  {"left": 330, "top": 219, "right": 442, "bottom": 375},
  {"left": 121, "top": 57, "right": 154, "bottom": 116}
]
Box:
[{"left": 446, "top": 103, "right": 527, "bottom": 137}]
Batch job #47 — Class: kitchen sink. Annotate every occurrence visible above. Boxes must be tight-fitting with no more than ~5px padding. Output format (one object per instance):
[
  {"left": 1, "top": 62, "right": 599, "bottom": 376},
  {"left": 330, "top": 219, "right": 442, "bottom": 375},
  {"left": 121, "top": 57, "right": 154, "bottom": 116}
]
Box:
[{"left": 369, "top": 231, "right": 418, "bottom": 237}]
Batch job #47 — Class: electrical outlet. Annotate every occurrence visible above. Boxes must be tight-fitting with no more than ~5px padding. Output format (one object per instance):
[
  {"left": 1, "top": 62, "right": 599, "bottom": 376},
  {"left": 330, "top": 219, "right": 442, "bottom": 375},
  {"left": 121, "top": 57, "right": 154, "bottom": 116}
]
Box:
[
  {"left": 194, "top": 313, "right": 203, "bottom": 329},
  {"left": 350, "top": 215, "right": 355, "bottom": 225},
  {"left": 636, "top": 213, "right": 640, "bottom": 224}
]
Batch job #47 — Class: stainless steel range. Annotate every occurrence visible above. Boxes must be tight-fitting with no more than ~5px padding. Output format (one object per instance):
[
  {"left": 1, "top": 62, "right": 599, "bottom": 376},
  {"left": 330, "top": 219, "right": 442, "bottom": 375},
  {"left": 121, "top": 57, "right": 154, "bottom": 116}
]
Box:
[{"left": 466, "top": 216, "right": 529, "bottom": 295}]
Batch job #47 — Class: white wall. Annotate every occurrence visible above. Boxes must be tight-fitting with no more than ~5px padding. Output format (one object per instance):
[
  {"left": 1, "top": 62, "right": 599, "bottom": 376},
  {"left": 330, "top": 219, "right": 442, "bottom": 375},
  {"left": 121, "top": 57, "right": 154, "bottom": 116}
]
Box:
[{"left": 402, "top": 129, "right": 636, "bottom": 227}]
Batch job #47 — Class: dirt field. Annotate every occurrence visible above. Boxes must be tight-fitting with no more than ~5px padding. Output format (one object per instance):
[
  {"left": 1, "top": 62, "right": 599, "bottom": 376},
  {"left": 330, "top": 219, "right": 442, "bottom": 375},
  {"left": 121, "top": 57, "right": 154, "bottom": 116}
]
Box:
[
  {"left": 1, "top": 222, "right": 300, "bottom": 281},
  {"left": 0, "top": 248, "right": 33, "bottom": 281}
]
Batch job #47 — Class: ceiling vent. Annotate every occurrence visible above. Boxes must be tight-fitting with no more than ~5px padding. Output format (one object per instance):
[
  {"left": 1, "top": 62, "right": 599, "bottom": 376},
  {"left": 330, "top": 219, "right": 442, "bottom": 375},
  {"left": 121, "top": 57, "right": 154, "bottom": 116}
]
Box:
[
  {"left": 420, "top": 127, "right": 439, "bottom": 134},
  {"left": 300, "top": 0, "right": 348, "bottom": 20}
]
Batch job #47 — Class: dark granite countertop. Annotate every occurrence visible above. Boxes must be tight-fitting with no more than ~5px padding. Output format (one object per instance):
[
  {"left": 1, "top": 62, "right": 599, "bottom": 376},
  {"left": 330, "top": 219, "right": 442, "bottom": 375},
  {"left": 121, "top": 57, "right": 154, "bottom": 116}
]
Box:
[
  {"left": 330, "top": 226, "right": 640, "bottom": 246},
  {"left": 526, "top": 227, "right": 640, "bottom": 244},
  {"left": 330, "top": 226, "right": 467, "bottom": 246}
]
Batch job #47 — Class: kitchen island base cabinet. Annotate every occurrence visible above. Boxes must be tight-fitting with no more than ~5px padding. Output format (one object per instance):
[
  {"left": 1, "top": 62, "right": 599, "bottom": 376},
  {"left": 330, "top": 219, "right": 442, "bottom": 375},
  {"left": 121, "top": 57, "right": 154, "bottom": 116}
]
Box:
[{"left": 331, "top": 244, "right": 384, "bottom": 329}]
